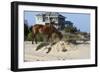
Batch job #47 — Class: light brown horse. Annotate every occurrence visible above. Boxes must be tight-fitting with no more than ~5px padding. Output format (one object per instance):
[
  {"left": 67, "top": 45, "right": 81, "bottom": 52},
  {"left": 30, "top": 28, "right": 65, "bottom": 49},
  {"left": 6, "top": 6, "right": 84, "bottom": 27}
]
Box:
[{"left": 32, "top": 24, "right": 63, "bottom": 44}]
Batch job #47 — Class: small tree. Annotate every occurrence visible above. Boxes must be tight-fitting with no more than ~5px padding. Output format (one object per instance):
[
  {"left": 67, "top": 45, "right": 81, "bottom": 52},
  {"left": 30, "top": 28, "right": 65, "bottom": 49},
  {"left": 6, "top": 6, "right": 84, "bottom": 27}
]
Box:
[
  {"left": 64, "top": 21, "right": 79, "bottom": 33},
  {"left": 24, "top": 20, "right": 29, "bottom": 40}
]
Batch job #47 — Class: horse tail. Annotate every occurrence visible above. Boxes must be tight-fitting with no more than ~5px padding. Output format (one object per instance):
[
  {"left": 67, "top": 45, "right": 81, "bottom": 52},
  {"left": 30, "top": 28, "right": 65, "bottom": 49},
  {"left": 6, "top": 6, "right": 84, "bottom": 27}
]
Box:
[{"left": 32, "top": 25, "right": 38, "bottom": 44}]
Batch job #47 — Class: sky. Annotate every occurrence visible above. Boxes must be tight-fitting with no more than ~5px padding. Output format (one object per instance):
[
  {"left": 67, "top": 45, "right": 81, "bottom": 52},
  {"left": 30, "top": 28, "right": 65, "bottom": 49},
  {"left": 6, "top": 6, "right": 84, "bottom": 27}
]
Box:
[{"left": 24, "top": 11, "right": 90, "bottom": 32}]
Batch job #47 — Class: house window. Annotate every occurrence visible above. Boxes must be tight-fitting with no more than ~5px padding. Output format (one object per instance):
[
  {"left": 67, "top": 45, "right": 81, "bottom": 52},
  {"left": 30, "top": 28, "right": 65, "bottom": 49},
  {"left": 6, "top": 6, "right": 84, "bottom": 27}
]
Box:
[
  {"left": 37, "top": 17, "right": 40, "bottom": 20},
  {"left": 43, "top": 14, "right": 45, "bottom": 22},
  {"left": 43, "top": 17, "right": 45, "bottom": 22},
  {"left": 45, "top": 17, "right": 48, "bottom": 22}
]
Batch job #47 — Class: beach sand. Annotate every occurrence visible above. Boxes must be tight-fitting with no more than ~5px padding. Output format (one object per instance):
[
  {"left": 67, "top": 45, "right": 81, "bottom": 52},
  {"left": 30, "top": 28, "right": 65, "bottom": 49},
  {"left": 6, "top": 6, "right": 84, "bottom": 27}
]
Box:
[{"left": 24, "top": 41, "right": 90, "bottom": 62}]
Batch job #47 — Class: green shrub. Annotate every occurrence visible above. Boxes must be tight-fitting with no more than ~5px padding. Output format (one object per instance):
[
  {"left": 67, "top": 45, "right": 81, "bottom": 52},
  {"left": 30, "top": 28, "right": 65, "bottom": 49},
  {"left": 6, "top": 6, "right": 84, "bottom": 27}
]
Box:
[
  {"left": 63, "top": 34, "right": 81, "bottom": 41},
  {"left": 36, "top": 42, "right": 49, "bottom": 51},
  {"left": 25, "top": 31, "right": 46, "bottom": 42},
  {"left": 36, "top": 33, "right": 44, "bottom": 42},
  {"left": 26, "top": 32, "right": 33, "bottom": 41}
]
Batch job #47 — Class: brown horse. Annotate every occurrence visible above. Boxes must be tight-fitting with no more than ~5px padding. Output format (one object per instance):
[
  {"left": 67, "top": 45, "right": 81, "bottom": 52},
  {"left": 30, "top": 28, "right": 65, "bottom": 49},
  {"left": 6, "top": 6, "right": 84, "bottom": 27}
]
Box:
[{"left": 32, "top": 24, "right": 63, "bottom": 44}]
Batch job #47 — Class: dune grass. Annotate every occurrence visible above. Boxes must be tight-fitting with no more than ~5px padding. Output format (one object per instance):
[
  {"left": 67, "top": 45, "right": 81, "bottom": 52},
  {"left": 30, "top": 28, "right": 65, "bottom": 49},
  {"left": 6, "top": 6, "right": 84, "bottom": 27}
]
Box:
[{"left": 36, "top": 42, "right": 49, "bottom": 51}]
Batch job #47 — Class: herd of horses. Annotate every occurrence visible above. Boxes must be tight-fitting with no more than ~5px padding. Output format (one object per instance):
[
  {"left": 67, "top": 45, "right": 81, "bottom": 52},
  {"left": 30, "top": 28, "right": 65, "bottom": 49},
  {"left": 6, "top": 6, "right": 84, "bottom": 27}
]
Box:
[{"left": 31, "top": 23, "right": 63, "bottom": 44}]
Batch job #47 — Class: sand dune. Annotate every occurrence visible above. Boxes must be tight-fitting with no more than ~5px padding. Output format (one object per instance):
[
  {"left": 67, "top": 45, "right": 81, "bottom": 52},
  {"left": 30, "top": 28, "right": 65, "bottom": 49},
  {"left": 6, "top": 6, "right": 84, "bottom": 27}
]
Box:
[{"left": 24, "top": 41, "right": 90, "bottom": 62}]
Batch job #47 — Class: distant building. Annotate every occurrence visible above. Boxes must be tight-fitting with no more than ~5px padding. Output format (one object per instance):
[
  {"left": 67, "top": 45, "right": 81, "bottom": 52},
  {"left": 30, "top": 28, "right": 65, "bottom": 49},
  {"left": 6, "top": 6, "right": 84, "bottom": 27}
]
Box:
[{"left": 35, "top": 12, "right": 66, "bottom": 29}]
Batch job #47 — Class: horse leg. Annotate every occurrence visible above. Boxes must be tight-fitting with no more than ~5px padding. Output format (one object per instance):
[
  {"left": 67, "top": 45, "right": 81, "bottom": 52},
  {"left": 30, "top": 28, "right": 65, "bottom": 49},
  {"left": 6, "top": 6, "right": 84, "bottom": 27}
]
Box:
[
  {"left": 49, "top": 34, "right": 52, "bottom": 43},
  {"left": 32, "top": 33, "right": 38, "bottom": 44},
  {"left": 47, "top": 35, "right": 51, "bottom": 42},
  {"left": 32, "top": 33, "right": 35, "bottom": 44},
  {"left": 34, "top": 34, "right": 37, "bottom": 44}
]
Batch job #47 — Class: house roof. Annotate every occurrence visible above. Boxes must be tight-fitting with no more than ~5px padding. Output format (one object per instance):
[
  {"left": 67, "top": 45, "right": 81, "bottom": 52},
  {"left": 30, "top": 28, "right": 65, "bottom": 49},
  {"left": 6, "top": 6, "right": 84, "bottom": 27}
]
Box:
[{"left": 36, "top": 12, "right": 65, "bottom": 18}]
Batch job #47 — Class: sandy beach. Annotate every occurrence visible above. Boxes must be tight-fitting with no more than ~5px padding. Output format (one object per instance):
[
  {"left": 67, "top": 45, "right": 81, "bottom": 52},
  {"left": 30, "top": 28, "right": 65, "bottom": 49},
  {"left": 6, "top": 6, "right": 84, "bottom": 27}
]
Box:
[{"left": 24, "top": 41, "right": 90, "bottom": 62}]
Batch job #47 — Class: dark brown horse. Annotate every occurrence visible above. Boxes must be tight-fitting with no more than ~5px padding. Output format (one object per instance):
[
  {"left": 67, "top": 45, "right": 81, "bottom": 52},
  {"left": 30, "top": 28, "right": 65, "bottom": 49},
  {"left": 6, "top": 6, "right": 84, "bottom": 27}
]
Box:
[{"left": 32, "top": 24, "right": 63, "bottom": 44}]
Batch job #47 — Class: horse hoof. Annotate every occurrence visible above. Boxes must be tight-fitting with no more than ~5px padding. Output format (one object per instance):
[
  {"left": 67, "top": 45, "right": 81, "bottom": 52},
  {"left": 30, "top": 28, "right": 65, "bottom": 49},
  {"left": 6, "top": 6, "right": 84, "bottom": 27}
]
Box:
[{"left": 46, "top": 47, "right": 52, "bottom": 53}]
